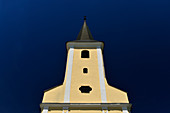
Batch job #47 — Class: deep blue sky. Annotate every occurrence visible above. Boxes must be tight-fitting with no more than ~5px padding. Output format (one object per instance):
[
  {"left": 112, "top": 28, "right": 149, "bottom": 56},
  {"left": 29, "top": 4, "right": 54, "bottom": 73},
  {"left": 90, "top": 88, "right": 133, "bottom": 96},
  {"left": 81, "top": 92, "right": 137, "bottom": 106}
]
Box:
[{"left": 1, "top": 0, "right": 170, "bottom": 113}]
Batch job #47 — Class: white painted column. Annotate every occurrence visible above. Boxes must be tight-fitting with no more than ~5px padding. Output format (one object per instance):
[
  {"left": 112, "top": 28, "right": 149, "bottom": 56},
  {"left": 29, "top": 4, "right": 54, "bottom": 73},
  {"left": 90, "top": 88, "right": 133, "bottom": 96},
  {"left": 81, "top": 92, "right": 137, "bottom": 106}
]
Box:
[
  {"left": 102, "top": 110, "right": 108, "bottom": 113},
  {"left": 64, "top": 48, "right": 74, "bottom": 103},
  {"left": 102, "top": 107, "right": 108, "bottom": 113},
  {"left": 97, "top": 47, "right": 107, "bottom": 103},
  {"left": 42, "top": 106, "right": 48, "bottom": 113},
  {"left": 122, "top": 107, "right": 129, "bottom": 113},
  {"left": 62, "top": 107, "right": 69, "bottom": 113}
]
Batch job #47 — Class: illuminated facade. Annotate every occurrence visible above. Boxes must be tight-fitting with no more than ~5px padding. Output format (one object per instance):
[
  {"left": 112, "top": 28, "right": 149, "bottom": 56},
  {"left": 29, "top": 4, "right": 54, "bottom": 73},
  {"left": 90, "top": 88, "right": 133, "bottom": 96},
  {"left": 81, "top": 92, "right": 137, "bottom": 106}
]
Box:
[{"left": 40, "top": 17, "right": 132, "bottom": 113}]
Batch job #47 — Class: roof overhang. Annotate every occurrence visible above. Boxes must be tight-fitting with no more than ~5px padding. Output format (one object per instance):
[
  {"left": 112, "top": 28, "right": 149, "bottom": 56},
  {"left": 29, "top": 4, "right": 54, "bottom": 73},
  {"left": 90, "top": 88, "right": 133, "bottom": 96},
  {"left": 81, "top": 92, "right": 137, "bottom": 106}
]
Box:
[{"left": 66, "top": 41, "right": 104, "bottom": 51}]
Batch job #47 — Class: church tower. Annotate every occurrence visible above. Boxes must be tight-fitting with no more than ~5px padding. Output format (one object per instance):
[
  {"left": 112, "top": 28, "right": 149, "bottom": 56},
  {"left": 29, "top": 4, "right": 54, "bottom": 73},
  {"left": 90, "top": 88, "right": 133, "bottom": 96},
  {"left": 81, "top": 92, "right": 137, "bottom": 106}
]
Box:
[{"left": 40, "top": 17, "right": 132, "bottom": 113}]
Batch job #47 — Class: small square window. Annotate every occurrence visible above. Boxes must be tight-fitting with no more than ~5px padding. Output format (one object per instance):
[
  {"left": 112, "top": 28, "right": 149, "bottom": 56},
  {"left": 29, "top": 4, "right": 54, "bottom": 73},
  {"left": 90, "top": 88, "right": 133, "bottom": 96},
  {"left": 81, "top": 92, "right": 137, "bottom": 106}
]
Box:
[{"left": 83, "top": 68, "right": 88, "bottom": 73}]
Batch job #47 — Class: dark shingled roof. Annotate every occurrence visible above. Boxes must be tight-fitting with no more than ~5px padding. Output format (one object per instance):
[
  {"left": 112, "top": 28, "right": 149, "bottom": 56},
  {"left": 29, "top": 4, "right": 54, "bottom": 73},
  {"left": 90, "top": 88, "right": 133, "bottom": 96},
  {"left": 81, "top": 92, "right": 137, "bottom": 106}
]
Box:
[
  {"left": 66, "top": 17, "right": 104, "bottom": 50},
  {"left": 75, "top": 17, "right": 95, "bottom": 42}
]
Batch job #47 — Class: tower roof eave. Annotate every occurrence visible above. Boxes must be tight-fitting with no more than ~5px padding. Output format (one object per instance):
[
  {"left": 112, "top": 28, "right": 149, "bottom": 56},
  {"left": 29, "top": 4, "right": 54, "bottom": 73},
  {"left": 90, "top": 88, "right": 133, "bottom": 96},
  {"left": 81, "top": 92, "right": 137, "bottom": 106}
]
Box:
[{"left": 66, "top": 41, "right": 104, "bottom": 50}]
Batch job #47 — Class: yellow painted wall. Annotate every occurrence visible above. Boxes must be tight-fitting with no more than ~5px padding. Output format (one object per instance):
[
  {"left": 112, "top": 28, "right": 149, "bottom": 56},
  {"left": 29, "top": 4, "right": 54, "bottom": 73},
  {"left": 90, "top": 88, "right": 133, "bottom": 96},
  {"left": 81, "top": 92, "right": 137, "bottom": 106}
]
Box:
[
  {"left": 69, "top": 49, "right": 101, "bottom": 103},
  {"left": 42, "top": 48, "right": 129, "bottom": 103}
]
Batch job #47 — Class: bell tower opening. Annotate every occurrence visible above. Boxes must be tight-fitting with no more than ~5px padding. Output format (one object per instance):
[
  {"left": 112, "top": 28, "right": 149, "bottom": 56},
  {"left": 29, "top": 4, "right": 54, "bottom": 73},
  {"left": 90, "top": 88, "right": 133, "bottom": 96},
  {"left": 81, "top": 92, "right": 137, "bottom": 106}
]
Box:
[{"left": 81, "top": 50, "right": 89, "bottom": 58}]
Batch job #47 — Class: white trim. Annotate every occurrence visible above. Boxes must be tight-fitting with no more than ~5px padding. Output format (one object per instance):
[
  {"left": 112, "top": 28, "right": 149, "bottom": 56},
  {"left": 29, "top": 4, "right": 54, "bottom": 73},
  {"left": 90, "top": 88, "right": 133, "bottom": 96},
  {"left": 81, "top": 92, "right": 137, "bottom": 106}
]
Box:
[
  {"left": 102, "top": 107, "right": 108, "bottom": 113},
  {"left": 102, "top": 110, "right": 108, "bottom": 113},
  {"left": 122, "top": 107, "right": 129, "bottom": 113},
  {"left": 62, "top": 107, "right": 69, "bottom": 113},
  {"left": 97, "top": 47, "right": 107, "bottom": 103},
  {"left": 62, "top": 110, "right": 68, "bottom": 113},
  {"left": 42, "top": 106, "right": 48, "bottom": 113},
  {"left": 64, "top": 48, "right": 74, "bottom": 103}
]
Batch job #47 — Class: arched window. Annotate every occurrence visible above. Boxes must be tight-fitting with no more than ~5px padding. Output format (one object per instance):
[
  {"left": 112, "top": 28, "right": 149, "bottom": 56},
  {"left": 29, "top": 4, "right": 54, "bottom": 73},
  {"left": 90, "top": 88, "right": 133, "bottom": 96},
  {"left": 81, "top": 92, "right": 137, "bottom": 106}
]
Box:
[
  {"left": 81, "top": 50, "right": 89, "bottom": 58},
  {"left": 83, "top": 68, "right": 88, "bottom": 73}
]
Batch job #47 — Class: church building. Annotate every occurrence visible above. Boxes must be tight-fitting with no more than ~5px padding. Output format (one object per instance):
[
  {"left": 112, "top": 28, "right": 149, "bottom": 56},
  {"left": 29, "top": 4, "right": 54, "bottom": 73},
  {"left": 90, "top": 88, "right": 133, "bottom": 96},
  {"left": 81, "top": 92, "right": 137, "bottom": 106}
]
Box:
[{"left": 40, "top": 17, "right": 132, "bottom": 113}]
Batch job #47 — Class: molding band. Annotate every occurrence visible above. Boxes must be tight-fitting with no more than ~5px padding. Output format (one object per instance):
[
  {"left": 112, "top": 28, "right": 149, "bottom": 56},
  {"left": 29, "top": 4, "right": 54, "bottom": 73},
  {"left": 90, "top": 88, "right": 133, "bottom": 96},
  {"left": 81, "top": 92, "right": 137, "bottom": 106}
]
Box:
[
  {"left": 40, "top": 103, "right": 132, "bottom": 111},
  {"left": 66, "top": 42, "right": 104, "bottom": 50}
]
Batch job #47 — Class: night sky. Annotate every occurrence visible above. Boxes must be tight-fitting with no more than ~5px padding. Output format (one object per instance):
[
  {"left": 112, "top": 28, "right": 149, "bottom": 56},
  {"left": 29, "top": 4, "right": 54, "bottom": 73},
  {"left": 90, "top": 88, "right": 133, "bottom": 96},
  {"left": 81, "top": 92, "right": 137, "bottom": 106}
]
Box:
[{"left": 1, "top": 0, "right": 170, "bottom": 113}]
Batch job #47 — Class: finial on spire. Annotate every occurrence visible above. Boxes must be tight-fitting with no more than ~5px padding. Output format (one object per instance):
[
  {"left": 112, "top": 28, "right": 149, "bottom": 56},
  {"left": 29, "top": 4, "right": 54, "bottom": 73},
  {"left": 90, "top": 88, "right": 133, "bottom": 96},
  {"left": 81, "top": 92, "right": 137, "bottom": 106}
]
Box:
[
  {"left": 76, "top": 16, "right": 94, "bottom": 41},
  {"left": 84, "top": 16, "right": 86, "bottom": 21}
]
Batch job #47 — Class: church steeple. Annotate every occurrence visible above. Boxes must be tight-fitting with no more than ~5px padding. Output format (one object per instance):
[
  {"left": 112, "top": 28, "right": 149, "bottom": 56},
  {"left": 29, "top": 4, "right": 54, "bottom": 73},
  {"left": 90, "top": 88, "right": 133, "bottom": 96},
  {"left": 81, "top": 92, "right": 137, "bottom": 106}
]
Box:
[
  {"left": 76, "top": 16, "right": 94, "bottom": 41},
  {"left": 66, "top": 16, "right": 104, "bottom": 50},
  {"left": 40, "top": 17, "right": 131, "bottom": 113}
]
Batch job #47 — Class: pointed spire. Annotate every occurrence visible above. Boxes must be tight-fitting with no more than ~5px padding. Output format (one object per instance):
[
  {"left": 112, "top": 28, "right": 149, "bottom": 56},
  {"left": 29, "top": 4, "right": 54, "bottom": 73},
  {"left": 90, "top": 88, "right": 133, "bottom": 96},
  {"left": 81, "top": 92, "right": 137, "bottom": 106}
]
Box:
[{"left": 76, "top": 16, "right": 94, "bottom": 41}]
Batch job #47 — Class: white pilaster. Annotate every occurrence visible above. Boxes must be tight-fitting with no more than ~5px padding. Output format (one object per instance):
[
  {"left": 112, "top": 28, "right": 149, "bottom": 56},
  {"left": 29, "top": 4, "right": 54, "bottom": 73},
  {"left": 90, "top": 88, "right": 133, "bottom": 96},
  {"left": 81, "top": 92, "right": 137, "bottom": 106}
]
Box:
[
  {"left": 122, "top": 107, "right": 129, "bottom": 113},
  {"left": 64, "top": 48, "right": 74, "bottom": 103},
  {"left": 102, "top": 107, "right": 108, "bottom": 113},
  {"left": 97, "top": 47, "right": 107, "bottom": 103},
  {"left": 102, "top": 110, "right": 108, "bottom": 113},
  {"left": 42, "top": 106, "right": 48, "bottom": 113},
  {"left": 62, "top": 107, "right": 69, "bottom": 113}
]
